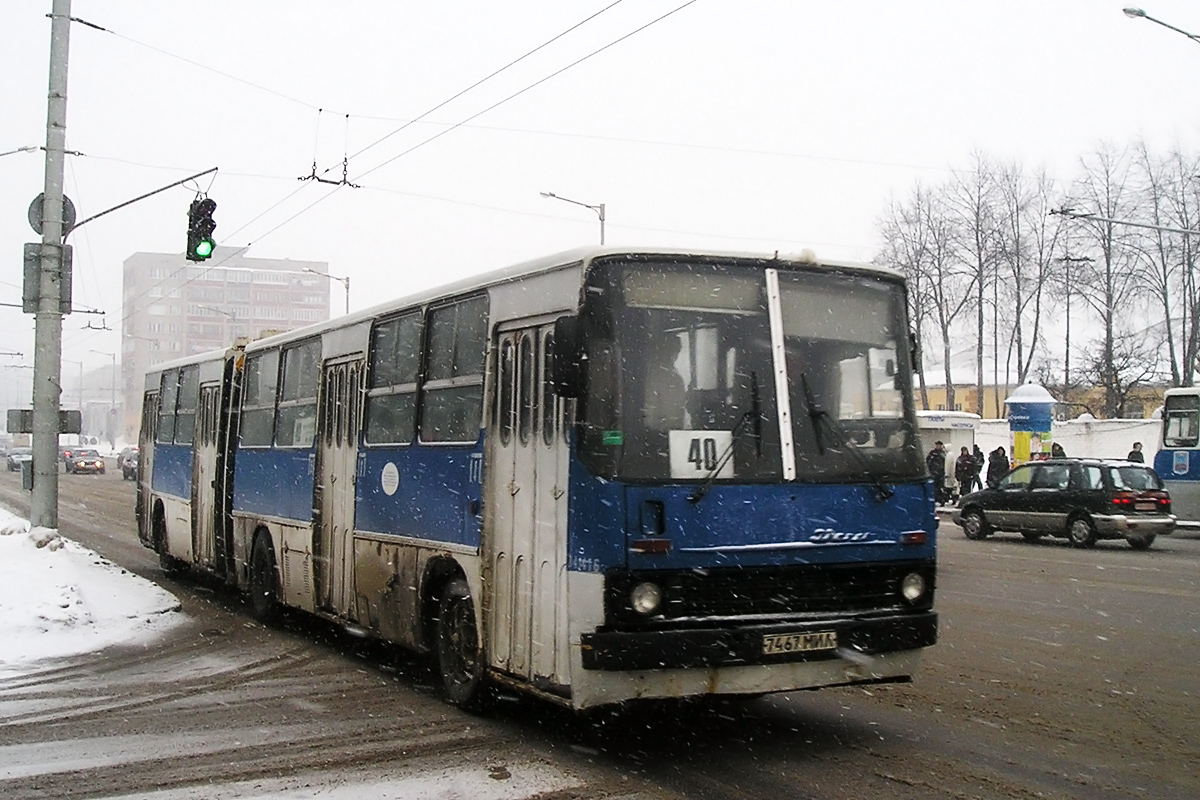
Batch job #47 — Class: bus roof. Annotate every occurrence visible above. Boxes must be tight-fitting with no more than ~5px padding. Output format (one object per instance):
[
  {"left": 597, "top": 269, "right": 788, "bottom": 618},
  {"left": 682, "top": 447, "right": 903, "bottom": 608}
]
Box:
[{"left": 242, "top": 246, "right": 903, "bottom": 352}]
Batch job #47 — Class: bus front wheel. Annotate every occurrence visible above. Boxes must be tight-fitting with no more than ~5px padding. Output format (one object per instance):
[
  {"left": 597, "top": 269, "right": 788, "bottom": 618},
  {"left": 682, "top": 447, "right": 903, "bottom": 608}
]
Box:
[{"left": 436, "top": 578, "right": 487, "bottom": 709}]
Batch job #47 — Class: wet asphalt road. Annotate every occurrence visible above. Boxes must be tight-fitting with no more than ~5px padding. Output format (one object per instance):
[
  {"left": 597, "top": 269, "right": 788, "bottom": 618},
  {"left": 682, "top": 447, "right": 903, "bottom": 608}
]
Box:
[{"left": 0, "top": 468, "right": 1197, "bottom": 799}]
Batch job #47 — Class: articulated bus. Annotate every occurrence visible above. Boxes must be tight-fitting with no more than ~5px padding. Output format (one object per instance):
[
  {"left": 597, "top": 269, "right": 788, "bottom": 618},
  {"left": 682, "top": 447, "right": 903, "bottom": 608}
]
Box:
[
  {"left": 137, "top": 247, "right": 938, "bottom": 710},
  {"left": 1155, "top": 387, "right": 1200, "bottom": 528}
]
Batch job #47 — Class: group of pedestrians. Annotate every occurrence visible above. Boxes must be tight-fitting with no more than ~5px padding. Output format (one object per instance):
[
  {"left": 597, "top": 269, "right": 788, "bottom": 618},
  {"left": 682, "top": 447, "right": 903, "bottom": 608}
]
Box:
[
  {"left": 926, "top": 441, "right": 1021, "bottom": 503},
  {"left": 926, "top": 439, "right": 1150, "bottom": 505},
  {"left": 925, "top": 440, "right": 989, "bottom": 504}
]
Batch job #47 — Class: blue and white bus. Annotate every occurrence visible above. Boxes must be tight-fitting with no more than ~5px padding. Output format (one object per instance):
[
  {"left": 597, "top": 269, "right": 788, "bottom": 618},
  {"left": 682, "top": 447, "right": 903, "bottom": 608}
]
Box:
[
  {"left": 1155, "top": 387, "right": 1200, "bottom": 528},
  {"left": 137, "top": 344, "right": 243, "bottom": 581},
  {"left": 138, "top": 247, "right": 938, "bottom": 710}
]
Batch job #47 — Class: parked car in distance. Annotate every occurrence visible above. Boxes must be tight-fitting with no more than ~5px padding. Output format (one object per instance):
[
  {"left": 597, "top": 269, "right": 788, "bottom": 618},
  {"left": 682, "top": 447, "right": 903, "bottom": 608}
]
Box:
[
  {"left": 120, "top": 449, "right": 139, "bottom": 480},
  {"left": 65, "top": 448, "right": 106, "bottom": 475},
  {"left": 6, "top": 447, "right": 32, "bottom": 472},
  {"left": 952, "top": 457, "right": 1175, "bottom": 550}
]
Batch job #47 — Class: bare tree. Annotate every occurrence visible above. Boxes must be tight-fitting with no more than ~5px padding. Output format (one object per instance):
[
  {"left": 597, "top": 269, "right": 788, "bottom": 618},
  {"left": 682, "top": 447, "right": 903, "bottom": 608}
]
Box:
[
  {"left": 1077, "top": 329, "right": 1164, "bottom": 417},
  {"left": 1131, "top": 142, "right": 1200, "bottom": 387},
  {"left": 948, "top": 153, "right": 998, "bottom": 416},
  {"left": 877, "top": 182, "right": 973, "bottom": 409},
  {"left": 877, "top": 186, "right": 934, "bottom": 409},
  {"left": 994, "top": 163, "right": 1061, "bottom": 410},
  {"left": 1066, "top": 146, "right": 1150, "bottom": 416}
]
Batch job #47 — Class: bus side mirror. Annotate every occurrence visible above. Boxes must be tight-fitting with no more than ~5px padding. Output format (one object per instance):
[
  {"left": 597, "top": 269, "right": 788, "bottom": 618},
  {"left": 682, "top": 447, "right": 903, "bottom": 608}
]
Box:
[{"left": 551, "top": 315, "right": 585, "bottom": 398}]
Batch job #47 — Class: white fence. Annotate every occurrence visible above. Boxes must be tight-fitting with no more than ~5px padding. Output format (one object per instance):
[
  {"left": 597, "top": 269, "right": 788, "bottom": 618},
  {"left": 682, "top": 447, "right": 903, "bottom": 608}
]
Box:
[{"left": 973, "top": 418, "right": 1161, "bottom": 463}]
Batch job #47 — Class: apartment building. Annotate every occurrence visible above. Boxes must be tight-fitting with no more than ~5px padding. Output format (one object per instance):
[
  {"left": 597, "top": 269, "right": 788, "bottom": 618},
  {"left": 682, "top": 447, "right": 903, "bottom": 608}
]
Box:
[{"left": 120, "top": 247, "right": 332, "bottom": 443}]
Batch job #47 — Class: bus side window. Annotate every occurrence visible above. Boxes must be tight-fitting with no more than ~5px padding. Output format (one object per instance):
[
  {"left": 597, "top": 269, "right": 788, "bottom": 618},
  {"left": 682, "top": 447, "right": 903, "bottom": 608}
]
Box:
[
  {"left": 174, "top": 366, "right": 200, "bottom": 445},
  {"left": 420, "top": 295, "right": 487, "bottom": 443},
  {"left": 240, "top": 351, "right": 279, "bottom": 447},
  {"left": 366, "top": 312, "right": 421, "bottom": 445},
  {"left": 276, "top": 340, "right": 320, "bottom": 447},
  {"left": 157, "top": 369, "right": 179, "bottom": 444}
]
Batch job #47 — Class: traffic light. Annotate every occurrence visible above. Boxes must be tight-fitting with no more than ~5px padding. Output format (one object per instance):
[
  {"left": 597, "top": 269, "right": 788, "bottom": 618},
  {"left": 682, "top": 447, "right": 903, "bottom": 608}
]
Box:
[{"left": 186, "top": 197, "right": 217, "bottom": 262}]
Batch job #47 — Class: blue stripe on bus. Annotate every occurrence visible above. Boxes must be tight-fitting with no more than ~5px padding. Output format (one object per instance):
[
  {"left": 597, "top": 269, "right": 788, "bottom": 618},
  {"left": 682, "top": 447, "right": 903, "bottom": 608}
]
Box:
[
  {"left": 355, "top": 442, "right": 484, "bottom": 548},
  {"left": 233, "top": 447, "right": 316, "bottom": 521},
  {"left": 567, "top": 457, "right": 935, "bottom": 572},
  {"left": 150, "top": 443, "right": 193, "bottom": 500}
]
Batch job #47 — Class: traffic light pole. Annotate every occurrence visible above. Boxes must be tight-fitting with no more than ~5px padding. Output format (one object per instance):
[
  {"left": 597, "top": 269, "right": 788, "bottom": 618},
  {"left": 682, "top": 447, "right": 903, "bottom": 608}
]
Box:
[
  {"left": 30, "top": 0, "right": 72, "bottom": 529},
  {"left": 64, "top": 166, "right": 217, "bottom": 239}
]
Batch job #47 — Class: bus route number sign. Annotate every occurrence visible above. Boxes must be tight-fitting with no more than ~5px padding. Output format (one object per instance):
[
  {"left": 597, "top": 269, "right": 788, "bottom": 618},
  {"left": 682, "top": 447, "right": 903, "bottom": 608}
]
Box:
[
  {"left": 762, "top": 630, "right": 838, "bottom": 656},
  {"left": 669, "top": 430, "right": 734, "bottom": 480}
]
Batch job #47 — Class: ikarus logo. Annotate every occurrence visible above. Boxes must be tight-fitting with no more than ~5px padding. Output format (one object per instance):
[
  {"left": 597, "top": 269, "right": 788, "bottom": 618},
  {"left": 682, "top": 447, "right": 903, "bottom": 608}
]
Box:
[{"left": 809, "top": 528, "right": 875, "bottom": 544}]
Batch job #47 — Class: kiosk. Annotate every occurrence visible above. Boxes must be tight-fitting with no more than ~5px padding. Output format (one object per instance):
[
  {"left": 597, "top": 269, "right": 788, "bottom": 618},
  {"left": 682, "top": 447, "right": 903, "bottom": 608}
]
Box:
[
  {"left": 1003, "top": 383, "right": 1057, "bottom": 465},
  {"left": 917, "top": 410, "right": 980, "bottom": 500}
]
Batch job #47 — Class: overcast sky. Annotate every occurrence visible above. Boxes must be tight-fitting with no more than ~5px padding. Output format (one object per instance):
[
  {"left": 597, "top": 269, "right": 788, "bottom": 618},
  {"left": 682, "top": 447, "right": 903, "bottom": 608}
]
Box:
[{"left": 2, "top": 1, "right": 1199, "bottom": 382}]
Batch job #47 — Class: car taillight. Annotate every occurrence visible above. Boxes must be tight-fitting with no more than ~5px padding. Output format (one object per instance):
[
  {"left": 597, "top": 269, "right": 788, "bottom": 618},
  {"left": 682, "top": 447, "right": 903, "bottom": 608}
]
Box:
[{"left": 1112, "top": 492, "right": 1137, "bottom": 507}]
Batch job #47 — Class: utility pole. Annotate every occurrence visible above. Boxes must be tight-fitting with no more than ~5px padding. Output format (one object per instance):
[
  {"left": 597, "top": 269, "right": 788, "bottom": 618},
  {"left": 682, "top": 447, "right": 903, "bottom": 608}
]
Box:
[{"left": 31, "top": 0, "right": 72, "bottom": 529}]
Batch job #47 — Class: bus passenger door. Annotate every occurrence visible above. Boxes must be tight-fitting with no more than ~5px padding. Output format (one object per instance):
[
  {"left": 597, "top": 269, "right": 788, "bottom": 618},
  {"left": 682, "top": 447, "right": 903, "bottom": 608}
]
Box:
[
  {"left": 314, "top": 358, "right": 363, "bottom": 618},
  {"left": 192, "top": 384, "right": 220, "bottom": 570},
  {"left": 487, "top": 324, "right": 570, "bottom": 688},
  {"left": 136, "top": 390, "right": 158, "bottom": 548}
]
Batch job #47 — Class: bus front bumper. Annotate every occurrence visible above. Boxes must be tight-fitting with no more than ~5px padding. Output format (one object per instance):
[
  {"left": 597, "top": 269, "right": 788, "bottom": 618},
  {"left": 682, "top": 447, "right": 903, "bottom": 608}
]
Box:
[{"left": 579, "top": 610, "right": 937, "bottom": 671}]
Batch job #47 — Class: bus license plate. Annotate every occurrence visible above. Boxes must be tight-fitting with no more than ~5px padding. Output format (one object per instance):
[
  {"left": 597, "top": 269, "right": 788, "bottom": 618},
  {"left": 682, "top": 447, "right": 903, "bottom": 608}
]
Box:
[{"left": 762, "top": 631, "right": 837, "bottom": 655}]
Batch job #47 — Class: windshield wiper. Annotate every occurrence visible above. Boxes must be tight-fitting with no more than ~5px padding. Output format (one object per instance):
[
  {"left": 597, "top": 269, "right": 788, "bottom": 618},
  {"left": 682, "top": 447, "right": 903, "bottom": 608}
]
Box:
[
  {"left": 799, "top": 372, "right": 894, "bottom": 502},
  {"left": 688, "top": 371, "right": 762, "bottom": 504}
]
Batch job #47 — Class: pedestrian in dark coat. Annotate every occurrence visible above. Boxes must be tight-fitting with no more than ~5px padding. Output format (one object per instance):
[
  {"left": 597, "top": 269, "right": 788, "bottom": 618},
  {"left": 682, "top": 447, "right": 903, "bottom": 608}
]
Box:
[
  {"left": 986, "top": 447, "right": 1009, "bottom": 488},
  {"left": 971, "top": 443, "right": 985, "bottom": 491},
  {"left": 1127, "top": 442, "right": 1145, "bottom": 463},
  {"left": 954, "top": 446, "right": 975, "bottom": 497},
  {"left": 926, "top": 441, "right": 948, "bottom": 503},
  {"left": 1050, "top": 442, "right": 1066, "bottom": 458}
]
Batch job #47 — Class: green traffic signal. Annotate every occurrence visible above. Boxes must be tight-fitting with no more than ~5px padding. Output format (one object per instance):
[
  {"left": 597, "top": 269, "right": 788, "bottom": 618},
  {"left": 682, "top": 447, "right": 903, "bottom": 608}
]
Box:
[{"left": 186, "top": 197, "right": 217, "bottom": 262}]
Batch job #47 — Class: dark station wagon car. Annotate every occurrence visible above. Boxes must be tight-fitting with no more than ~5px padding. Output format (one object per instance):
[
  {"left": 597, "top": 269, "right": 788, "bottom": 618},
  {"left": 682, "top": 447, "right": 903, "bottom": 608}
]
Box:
[{"left": 952, "top": 457, "right": 1175, "bottom": 550}]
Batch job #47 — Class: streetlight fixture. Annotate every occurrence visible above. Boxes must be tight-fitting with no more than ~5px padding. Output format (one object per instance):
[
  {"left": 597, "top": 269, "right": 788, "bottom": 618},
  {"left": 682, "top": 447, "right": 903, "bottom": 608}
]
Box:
[
  {"left": 540, "top": 191, "right": 606, "bottom": 245},
  {"left": 303, "top": 268, "right": 351, "bottom": 315},
  {"left": 1122, "top": 7, "right": 1200, "bottom": 44},
  {"left": 89, "top": 350, "right": 116, "bottom": 450}
]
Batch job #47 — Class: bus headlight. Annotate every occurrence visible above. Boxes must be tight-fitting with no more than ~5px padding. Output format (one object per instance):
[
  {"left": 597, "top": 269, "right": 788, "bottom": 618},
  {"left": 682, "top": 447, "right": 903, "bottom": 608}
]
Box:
[
  {"left": 900, "top": 572, "right": 927, "bottom": 603},
  {"left": 630, "top": 582, "right": 663, "bottom": 616}
]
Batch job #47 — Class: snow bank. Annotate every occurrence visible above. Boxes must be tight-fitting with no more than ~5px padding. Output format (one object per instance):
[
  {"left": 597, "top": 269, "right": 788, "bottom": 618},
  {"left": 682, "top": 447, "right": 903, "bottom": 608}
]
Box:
[{"left": 0, "top": 509, "right": 185, "bottom": 678}]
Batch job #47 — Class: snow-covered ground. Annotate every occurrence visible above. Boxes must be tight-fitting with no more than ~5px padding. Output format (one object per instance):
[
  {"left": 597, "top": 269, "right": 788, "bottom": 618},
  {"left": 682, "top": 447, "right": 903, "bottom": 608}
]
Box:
[
  {"left": 0, "top": 507, "right": 590, "bottom": 799},
  {"left": 0, "top": 507, "right": 185, "bottom": 679}
]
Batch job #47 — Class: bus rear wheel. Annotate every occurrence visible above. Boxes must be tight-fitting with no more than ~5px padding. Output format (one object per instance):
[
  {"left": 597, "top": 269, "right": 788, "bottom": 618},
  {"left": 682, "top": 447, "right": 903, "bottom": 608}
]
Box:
[
  {"left": 154, "top": 505, "right": 187, "bottom": 577},
  {"left": 436, "top": 578, "right": 487, "bottom": 709},
  {"left": 248, "top": 534, "right": 280, "bottom": 623}
]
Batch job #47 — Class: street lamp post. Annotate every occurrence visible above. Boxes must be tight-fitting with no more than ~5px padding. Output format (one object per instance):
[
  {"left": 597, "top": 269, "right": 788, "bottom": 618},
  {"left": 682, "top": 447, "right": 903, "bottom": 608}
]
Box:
[
  {"left": 90, "top": 350, "right": 116, "bottom": 450},
  {"left": 1123, "top": 7, "right": 1200, "bottom": 44},
  {"left": 61, "top": 358, "right": 84, "bottom": 416},
  {"left": 303, "top": 268, "right": 350, "bottom": 315},
  {"left": 540, "top": 192, "right": 606, "bottom": 245}
]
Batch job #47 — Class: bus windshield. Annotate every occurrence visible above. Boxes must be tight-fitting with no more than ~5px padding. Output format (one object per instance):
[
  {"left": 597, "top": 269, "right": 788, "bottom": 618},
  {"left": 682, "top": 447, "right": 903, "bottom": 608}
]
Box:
[
  {"left": 576, "top": 258, "right": 925, "bottom": 482},
  {"left": 1162, "top": 393, "right": 1199, "bottom": 448}
]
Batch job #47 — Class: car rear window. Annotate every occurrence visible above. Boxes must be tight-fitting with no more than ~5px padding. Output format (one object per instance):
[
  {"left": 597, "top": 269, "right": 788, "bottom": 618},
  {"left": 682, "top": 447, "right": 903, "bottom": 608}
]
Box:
[{"left": 1109, "top": 466, "right": 1162, "bottom": 491}]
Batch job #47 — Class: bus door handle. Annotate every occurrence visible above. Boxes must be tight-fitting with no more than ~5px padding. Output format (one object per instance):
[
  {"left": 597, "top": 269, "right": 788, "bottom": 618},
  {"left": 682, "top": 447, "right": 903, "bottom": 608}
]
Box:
[{"left": 641, "top": 500, "right": 665, "bottom": 536}]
